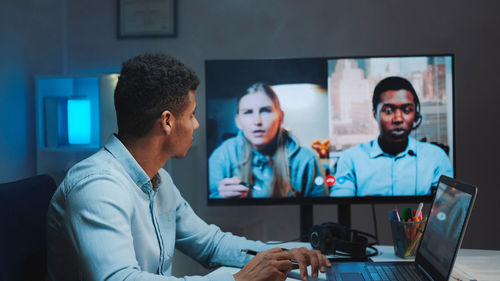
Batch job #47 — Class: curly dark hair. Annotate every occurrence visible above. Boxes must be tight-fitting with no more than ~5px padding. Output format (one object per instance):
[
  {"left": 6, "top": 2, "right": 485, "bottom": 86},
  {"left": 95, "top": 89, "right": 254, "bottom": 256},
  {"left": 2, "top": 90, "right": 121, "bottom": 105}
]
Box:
[
  {"left": 114, "top": 53, "right": 199, "bottom": 138},
  {"left": 372, "top": 76, "right": 419, "bottom": 111}
]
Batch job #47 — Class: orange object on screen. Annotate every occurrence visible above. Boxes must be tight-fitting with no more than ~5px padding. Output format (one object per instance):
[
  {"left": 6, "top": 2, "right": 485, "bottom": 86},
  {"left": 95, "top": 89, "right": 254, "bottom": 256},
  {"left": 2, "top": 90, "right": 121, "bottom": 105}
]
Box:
[{"left": 311, "top": 139, "right": 330, "bottom": 158}]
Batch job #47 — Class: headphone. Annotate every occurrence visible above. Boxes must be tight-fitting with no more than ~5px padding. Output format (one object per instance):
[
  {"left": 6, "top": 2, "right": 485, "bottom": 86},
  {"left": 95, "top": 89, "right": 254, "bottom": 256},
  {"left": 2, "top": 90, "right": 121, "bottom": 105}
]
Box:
[
  {"left": 309, "top": 222, "right": 378, "bottom": 259},
  {"left": 412, "top": 97, "right": 422, "bottom": 130}
]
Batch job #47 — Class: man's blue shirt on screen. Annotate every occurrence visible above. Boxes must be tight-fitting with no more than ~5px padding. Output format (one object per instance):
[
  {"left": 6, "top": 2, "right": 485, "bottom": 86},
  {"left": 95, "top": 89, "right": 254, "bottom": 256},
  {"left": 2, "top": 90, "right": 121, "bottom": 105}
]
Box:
[{"left": 330, "top": 137, "right": 453, "bottom": 197}]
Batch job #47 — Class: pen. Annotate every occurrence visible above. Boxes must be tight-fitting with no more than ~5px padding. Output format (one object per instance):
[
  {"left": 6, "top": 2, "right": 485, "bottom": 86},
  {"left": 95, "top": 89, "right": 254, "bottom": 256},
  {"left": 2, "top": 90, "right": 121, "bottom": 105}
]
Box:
[
  {"left": 404, "top": 218, "right": 426, "bottom": 257},
  {"left": 240, "top": 182, "right": 262, "bottom": 191},
  {"left": 391, "top": 209, "right": 401, "bottom": 222},
  {"left": 241, "top": 249, "right": 259, "bottom": 255},
  {"left": 402, "top": 208, "right": 412, "bottom": 222},
  {"left": 241, "top": 249, "right": 299, "bottom": 269},
  {"left": 241, "top": 248, "right": 289, "bottom": 255},
  {"left": 415, "top": 202, "right": 423, "bottom": 220}
]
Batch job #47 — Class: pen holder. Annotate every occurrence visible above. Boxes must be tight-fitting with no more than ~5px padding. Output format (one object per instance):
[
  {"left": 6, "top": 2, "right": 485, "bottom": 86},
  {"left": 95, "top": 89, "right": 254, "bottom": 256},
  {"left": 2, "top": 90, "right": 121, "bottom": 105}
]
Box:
[{"left": 389, "top": 219, "right": 426, "bottom": 258}]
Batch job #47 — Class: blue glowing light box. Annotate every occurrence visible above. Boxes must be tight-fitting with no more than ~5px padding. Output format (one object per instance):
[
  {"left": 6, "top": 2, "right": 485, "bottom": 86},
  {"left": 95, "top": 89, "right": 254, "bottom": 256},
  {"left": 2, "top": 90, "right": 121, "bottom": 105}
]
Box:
[
  {"left": 67, "top": 99, "right": 91, "bottom": 144},
  {"left": 36, "top": 74, "right": 119, "bottom": 178}
]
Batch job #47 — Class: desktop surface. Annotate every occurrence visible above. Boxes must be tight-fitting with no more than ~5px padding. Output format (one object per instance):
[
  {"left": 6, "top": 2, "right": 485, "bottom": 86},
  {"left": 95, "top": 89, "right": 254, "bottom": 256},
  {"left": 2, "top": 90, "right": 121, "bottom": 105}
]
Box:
[{"left": 213, "top": 243, "right": 500, "bottom": 281}]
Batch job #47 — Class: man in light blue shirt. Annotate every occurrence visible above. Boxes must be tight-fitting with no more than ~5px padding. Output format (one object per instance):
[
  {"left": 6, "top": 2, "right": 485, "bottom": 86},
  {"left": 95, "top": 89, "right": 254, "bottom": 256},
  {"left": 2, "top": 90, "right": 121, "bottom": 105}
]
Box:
[
  {"left": 330, "top": 76, "right": 453, "bottom": 197},
  {"left": 46, "top": 53, "right": 330, "bottom": 281}
]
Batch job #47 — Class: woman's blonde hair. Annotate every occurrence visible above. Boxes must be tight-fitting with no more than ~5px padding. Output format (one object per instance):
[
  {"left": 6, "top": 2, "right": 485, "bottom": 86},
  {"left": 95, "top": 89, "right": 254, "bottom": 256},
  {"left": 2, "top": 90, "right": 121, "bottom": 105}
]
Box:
[{"left": 237, "top": 83, "right": 294, "bottom": 197}]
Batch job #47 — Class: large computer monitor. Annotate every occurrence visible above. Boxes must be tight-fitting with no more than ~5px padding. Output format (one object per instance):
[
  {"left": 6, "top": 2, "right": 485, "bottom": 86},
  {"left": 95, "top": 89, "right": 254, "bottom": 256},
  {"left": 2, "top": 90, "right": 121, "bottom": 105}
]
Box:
[{"left": 205, "top": 55, "right": 454, "bottom": 232}]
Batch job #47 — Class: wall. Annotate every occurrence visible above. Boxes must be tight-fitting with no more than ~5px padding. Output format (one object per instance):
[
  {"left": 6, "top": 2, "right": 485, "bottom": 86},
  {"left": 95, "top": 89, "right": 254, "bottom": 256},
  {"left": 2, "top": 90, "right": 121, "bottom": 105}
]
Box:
[
  {"left": 0, "top": 0, "right": 64, "bottom": 182},
  {"left": 2, "top": 0, "right": 500, "bottom": 277}
]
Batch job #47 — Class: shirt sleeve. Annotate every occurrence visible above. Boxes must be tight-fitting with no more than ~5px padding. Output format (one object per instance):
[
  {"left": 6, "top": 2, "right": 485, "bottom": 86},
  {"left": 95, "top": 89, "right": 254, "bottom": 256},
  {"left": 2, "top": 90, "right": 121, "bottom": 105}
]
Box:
[
  {"left": 431, "top": 150, "right": 454, "bottom": 187},
  {"left": 172, "top": 186, "right": 270, "bottom": 269},
  {"left": 64, "top": 175, "right": 239, "bottom": 281},
  {"left": 330, "top": 153, "right": 356, "bottom": 197}
]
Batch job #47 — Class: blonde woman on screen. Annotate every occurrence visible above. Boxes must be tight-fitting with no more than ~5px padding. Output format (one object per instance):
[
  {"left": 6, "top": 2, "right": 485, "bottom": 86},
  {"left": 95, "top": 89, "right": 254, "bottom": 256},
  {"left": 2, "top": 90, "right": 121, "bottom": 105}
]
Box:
[{"left": 209, "top": 82, "right": 326, "bottom": 198}]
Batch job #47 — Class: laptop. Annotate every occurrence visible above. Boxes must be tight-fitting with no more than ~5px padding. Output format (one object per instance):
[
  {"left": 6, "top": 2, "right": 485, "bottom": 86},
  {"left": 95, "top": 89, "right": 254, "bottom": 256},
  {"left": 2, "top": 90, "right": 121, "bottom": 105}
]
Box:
[{"left": 326, "top": 175, "right": 477, "bottom": 281}]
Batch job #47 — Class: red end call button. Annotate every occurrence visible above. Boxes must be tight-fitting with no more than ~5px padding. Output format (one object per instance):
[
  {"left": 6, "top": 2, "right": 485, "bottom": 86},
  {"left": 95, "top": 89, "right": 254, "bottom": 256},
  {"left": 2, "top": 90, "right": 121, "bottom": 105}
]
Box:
[{"left": 325, "top": 175, "right": 336, "bottom": 187}]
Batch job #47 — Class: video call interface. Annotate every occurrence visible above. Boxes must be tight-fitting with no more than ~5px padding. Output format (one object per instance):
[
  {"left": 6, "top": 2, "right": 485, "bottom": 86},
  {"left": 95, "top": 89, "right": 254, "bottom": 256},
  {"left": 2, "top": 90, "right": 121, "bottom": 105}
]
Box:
[{"left": 206, "top": 55, "right": 454, "bottom": 200}]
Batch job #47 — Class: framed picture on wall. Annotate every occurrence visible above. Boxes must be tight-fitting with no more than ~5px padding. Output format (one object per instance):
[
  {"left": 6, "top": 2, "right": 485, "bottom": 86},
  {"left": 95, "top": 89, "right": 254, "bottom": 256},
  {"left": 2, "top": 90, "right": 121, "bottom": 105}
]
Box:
[{"left": 117, "top": 0, "right": 177, "bottom": 38}]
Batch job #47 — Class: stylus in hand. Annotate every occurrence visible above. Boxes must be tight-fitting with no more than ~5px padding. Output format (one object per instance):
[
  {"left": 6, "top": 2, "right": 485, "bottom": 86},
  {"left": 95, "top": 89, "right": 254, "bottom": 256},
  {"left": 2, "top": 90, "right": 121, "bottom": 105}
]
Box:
[
  {"left": 241, "top": 249, "right": 299, "bottom": 269},
  {"left": 239, "top": 182, "right": 262, "bottom": 191}
]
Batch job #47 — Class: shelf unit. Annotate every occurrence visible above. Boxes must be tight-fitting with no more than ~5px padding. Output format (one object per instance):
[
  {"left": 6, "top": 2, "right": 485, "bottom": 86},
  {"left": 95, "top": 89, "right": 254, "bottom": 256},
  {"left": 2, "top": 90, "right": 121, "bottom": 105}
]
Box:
[{"left": 35, "top": 74, "right": 119, "bottom": 180}]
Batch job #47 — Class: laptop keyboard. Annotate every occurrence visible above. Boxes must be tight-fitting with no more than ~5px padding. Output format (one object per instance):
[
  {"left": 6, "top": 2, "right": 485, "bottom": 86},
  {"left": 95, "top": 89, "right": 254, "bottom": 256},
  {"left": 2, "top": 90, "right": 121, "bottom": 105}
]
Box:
[{"left": 365, "top": 264, "right": 427, "bottom": 281}]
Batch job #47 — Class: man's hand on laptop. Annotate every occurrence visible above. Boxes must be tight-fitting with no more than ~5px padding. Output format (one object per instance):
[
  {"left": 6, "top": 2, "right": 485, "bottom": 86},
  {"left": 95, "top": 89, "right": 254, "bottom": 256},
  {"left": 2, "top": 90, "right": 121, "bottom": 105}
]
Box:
[
  {"left": 284, "top": 247, "right": 331, "bottom": 280},
  {"left": 234, "top": 247, "right": 331, "bottom": 281}
]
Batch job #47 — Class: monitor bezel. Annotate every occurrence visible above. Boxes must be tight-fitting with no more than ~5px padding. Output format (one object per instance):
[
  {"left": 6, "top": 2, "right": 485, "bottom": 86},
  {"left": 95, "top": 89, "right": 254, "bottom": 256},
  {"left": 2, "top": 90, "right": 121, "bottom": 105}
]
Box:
[{"left": 205, "top": 53, "right": 456, "bottom": 206}]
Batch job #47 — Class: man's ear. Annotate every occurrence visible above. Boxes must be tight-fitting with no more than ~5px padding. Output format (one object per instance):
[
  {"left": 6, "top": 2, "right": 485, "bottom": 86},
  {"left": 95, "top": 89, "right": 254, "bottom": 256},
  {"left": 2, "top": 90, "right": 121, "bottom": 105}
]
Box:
[{"left": 160, "top": 110, "right": 174, "bottom": 135}]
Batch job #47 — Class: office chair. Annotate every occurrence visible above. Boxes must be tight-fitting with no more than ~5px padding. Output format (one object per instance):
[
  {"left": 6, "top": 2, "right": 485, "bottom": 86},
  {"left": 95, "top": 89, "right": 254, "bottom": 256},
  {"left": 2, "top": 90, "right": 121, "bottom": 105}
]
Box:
[{"left": 0, "top": 174, "right": 57, "bottom": 281}]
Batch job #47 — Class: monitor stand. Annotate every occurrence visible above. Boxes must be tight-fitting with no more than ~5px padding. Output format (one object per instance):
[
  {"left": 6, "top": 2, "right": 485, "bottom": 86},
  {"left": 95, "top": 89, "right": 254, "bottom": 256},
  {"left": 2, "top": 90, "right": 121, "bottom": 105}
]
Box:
[{"left": 300, "top": 203, "right": 351, "bottom": 242}]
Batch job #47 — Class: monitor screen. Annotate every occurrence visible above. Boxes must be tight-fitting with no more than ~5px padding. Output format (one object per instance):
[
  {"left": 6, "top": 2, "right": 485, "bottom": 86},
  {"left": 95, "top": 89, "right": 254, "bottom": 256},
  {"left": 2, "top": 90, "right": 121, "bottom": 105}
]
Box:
[{"left": 206, "top": 55, "right": 454, "bottom": 204}]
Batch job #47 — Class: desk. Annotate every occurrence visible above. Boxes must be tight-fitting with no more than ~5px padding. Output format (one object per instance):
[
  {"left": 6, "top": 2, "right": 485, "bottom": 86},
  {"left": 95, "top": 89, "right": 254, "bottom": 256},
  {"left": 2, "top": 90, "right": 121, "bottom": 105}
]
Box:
[{"left": 213, "top": 243, "right": 500, "bottom": 281}]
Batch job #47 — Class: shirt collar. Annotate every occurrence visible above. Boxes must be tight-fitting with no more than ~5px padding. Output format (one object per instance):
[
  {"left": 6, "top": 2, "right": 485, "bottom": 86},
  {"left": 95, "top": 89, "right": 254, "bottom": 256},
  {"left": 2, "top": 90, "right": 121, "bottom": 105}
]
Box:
[
  {"left": 369, "top": 137, "right": 417, "bottom": 158},
  {"left": 104, "top": 134, "right": 154, "bottom": 194},
  {"left": 252, "top": 149, "right": 269, "bottom": 169}
]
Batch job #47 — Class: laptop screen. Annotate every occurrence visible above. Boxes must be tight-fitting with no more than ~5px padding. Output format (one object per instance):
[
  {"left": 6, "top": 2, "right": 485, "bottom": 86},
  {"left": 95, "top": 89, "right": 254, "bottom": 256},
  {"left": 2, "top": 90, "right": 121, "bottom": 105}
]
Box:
[{"left": 416, "top": 178, "right": 474, "bottom": 279}]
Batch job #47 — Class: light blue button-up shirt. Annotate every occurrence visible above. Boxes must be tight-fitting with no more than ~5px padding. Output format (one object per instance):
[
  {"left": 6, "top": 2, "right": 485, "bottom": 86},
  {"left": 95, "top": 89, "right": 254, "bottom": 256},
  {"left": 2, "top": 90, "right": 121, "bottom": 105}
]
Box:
[
  {"left": 330, "top": 137, "right": 453, "bottom": 196},
  {"left": 208, "top": 131, "right": 326, "bottom": 198},
  {"left": 47, "top": 135, "right": 268, "bottom": 281}
]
